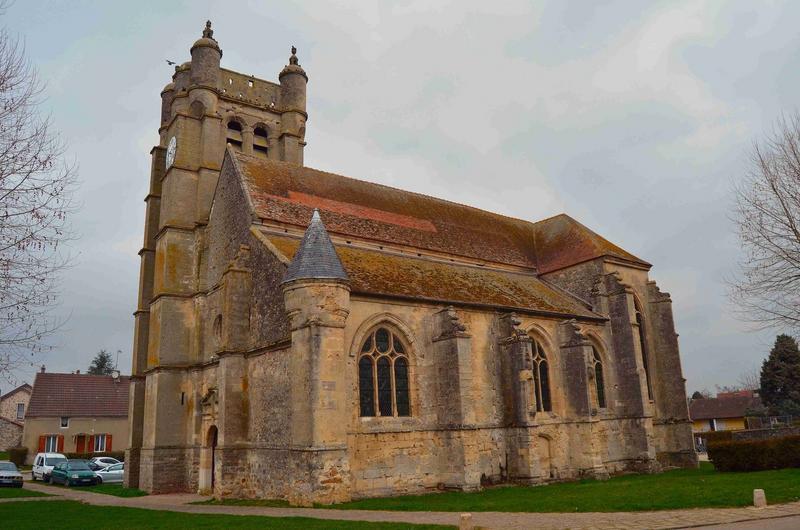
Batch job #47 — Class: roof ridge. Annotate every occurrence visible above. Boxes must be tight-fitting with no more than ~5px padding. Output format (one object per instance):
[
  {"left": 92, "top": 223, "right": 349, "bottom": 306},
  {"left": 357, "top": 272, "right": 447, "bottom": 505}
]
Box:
[{"left": 233, "top": 151, "right": 552, "bottom": 227}]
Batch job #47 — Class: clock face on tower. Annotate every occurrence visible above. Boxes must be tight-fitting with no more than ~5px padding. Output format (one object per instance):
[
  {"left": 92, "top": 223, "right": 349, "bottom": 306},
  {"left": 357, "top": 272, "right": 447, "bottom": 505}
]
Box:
[{"left": 166, "top": 136, "right": 177, "bottom": 169}]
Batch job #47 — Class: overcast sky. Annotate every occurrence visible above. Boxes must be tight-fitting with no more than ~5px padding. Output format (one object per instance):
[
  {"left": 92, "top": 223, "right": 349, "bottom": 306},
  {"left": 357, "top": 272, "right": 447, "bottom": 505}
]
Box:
[{"left": 4, "top": 0, "right": 797, "bottom": 394}]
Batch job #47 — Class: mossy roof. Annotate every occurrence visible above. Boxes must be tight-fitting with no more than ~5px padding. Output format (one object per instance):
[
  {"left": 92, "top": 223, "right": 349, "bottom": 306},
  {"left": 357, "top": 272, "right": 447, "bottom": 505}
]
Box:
[
  {"left": 265, "top": 233, "right": 602, "bottom": 319},
  {"left": 233, "top": 152, "right": 649, "bottom": 273}
]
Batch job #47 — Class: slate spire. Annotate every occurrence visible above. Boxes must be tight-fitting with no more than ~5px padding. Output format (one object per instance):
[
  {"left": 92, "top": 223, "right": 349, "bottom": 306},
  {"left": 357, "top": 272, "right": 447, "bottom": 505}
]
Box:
[{"left": 283, "top": 209, "right": 348, "bottom": 283}]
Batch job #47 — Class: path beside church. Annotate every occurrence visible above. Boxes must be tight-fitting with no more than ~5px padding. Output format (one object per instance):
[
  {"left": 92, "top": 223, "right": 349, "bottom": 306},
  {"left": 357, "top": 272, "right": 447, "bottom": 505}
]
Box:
[{"left": 20, "top": 482, "right": 800, "bottom": 530}]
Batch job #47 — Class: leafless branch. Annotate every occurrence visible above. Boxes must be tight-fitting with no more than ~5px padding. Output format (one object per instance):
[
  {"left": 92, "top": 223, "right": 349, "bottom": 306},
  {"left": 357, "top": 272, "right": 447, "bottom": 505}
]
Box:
[{"left": 0, "top": 4, "right": 77, "bottom": 383}]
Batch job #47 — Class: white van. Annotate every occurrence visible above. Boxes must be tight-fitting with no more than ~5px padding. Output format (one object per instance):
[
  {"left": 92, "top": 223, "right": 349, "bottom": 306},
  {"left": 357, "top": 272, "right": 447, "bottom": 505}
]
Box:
[{"left": 31, "top": 452, "right": 67, "bottom": 482}]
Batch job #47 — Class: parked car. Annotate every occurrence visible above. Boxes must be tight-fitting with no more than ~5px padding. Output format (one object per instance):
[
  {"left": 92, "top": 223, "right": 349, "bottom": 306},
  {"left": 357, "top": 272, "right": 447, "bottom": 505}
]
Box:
[
  {"left": 32, "top": 452, "right": 67, "bottom": 482},
  {"left": 0, "top": 461, "right": 24, "bottom": 488},
  {"left": 89, "top": 456, "right": 121, "bottom": 470},
  {"left": 94, "top": 462, "right": 124, "bottom": 484},
  {"left": 49, "top": 459, "right": 98, "bottom": 487}
]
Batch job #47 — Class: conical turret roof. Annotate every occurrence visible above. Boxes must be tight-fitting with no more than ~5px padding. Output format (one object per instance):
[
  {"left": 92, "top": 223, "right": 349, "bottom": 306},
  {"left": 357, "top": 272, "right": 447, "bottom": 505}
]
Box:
[{"left": 282, "top": 209, "right": 348, "bottom": 283}]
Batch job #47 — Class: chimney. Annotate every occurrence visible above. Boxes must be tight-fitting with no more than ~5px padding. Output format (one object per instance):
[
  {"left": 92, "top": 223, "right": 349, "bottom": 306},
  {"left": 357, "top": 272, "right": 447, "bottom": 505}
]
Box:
[
  {"left": 40, "top": 365, "right": 45, "bottom": 373},
  {"left": 75, "top": 369, "right": 80, "bottom": 374}
]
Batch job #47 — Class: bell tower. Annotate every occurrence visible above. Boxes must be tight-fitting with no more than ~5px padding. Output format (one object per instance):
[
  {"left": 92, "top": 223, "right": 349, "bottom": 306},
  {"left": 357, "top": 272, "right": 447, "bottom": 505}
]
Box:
[{"left": 126, "top": 22, "right": 309, "bottom": 491}]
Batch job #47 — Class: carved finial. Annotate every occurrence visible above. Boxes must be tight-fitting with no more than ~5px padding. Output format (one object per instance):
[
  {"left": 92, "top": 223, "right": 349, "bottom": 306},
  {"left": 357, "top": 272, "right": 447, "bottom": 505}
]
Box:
[
  {"left": 289, "top": 46, "right": 299, "bottom": 65},
  {"left": 203, "top": 20, "right": 214, "bottom": 39}
]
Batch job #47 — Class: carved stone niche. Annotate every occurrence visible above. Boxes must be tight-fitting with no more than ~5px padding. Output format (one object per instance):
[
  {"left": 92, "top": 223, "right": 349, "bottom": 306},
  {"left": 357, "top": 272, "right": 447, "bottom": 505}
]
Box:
[{"left": 200, "top": 387, "right": 219, "bottom": 421}]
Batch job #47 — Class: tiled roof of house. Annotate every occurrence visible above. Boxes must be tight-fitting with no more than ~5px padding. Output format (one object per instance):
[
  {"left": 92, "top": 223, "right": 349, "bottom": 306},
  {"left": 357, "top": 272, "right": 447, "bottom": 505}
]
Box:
[
  {"left": 265, "top": 233, "right": 603, "bottom": 320},
  {"left": 0, "top": 383, "right": 31, "bottom": 402},
  {"left": 689, "top": 395, "right": 763, "bottom": 420},
  {"left": 233, "top": 152, "right": 649, "bottom": 273},
  {"left": 26, "top": 373, "right": 130, "bottom": 418}
]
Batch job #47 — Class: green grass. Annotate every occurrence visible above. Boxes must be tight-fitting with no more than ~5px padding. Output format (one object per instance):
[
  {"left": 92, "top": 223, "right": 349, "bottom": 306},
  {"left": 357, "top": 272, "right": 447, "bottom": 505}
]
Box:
[
  {"left": 0, "top": 451, "right": 8, "bottom": 460},
  {"left": 36, "top": 481, "right": 148, "bottom": 497},
  {"left": 0, "top": 500, "right": 452, "bottom": 529},
  {"left": 326, "top": 462, "right": 800, "bottom": 513},
  {"left": 0, "top": 487, "right": 50, "bottom": 498}
]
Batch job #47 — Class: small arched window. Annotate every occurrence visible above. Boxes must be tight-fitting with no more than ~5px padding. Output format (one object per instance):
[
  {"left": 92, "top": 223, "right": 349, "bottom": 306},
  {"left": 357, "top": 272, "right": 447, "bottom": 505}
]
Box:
[
  {"left": 634, "top": 299, "right": 653, "bottom": 401},
  {"left": 591, "top": 346, "right": 606, "bottom": 409},
  {"left": 253, "top": 126, "right": 269, "bottom": 157},
  {"left": 358, "top": 327, "right": 410, "bottom": 417},
  {"left": 531, "top": 337, "right": 552, "bottom": 412},
  {"left": 226, "top": 119, "right": 243, "bottom": 150}
]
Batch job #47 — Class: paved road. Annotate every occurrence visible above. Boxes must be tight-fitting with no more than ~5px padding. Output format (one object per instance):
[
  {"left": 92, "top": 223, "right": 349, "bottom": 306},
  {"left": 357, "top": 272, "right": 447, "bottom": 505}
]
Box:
[
  {"left": 18, "top": 481, "right": 800, "bottom": 530},
  {"left": 700, "top": 515, "right": 800, "bottom": 530}
]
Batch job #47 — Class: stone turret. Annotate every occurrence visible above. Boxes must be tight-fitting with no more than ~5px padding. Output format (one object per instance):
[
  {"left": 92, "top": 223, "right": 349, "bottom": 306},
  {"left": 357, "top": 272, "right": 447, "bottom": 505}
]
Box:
[
  {"left": 282, "top": 210, "right": 352, "bottom": 504},
  {"left": 190, "top": 21, "right": 222, "bottom": 87},
  {"left": 278, "top": 46, "right": 308, "bottom": 165}
]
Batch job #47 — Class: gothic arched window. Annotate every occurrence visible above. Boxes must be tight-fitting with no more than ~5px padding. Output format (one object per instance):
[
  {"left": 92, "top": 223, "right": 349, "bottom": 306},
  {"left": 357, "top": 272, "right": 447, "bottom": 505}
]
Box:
[
  {"left": 253, "top": 126, "right": 269, "bottom": 157},
  {"left": 226, "top": 119, "right": 243, "bottom": 150},
  {"left": 358, "top": 327, "right": 410, "bottom": 417},
  {"left": 531, "top": 338, "right": 552, "bottom": 412},
  {"left": 591, "top": 346, "right": 606, "bottom": 409},
  {"left": 634, "top": 299, "right": 654, "bottom": 401}
]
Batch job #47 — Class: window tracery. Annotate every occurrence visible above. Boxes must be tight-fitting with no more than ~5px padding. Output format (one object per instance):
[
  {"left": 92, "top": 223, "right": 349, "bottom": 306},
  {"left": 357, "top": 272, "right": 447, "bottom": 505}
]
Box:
[{"left": 358, "top": 327, "right": 410, "bottom": 417}]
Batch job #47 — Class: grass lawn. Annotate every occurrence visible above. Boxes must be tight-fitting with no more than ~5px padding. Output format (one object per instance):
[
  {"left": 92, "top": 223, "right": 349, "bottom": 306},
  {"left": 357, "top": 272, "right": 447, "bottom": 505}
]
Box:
[
  {"left": 326, "top": 462, "right": 800, "bottom": 512},
  {"left": 0, "top": 487, "right": 50, "bottom": 499},
  {"left": 0, "top": 451, "right": 8, "bottom": 460},
  {"left": 0, "top": 500, "right": 452, "bottom": 529},
  {"left": 37, "top": 482, "right": 148, "bottom": 497}
]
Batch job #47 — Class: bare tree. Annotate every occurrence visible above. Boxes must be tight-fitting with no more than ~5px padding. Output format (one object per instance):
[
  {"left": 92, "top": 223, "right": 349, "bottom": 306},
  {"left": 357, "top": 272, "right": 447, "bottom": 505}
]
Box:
[
  {"left": 729, "top": 114, "right": 800, "bottom": 331},
  {"left": 737, "top": 365, "right": 761, "bottom": 391},
  {"left": 0, "top": 8, "right": 76, "bottom": 382}
]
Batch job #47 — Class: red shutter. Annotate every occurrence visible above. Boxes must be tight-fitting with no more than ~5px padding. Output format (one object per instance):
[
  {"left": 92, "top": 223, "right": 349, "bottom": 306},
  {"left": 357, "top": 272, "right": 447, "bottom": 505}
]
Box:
[
  {"left": 76, "top": 435, "right": 85, "bottom": 454},
  {"left": 88, "top": 435, "right": 94, "bottom": 455},
  {"left": 56, "top": 434, "right": 64, "bottom": 452},
  {"left": 38, "top": 435, "right": 45, "bottom": 452},
  {"left": 106, "top": 434, "right": 112, "bottom": 452}
]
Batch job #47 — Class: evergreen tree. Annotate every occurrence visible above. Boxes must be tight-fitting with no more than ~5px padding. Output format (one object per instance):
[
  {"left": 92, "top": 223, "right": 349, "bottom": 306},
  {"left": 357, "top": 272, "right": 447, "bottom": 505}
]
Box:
[
  {"left": 690, "top": 391, "right": 705, "bottom": 400},
  {"left": 760, "top": 335, "right": 800, "bottom": 415},
  {"left": 87, "top": 350, "right": 115, "bottom": 376}
]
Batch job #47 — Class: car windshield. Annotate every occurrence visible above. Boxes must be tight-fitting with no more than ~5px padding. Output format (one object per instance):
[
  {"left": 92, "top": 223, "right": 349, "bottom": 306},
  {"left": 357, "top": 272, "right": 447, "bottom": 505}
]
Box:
[
  {"left": 45, "top": 457, "right": 66, "bottom": 466},
  {"left": 68, "top": 461, "right": 91, "bottom": 471},
  {"left": 0, "top": 462, "right": 17, "bottom": 471}
]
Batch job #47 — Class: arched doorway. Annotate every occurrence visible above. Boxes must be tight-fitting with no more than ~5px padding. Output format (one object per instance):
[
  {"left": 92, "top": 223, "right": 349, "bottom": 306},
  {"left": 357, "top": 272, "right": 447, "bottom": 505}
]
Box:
[
  {"left": 208, "top": 426, "right": 218, "bottom": 489},
  {"left": 199, "top": 425, "right": 218, "bottom": 494}
]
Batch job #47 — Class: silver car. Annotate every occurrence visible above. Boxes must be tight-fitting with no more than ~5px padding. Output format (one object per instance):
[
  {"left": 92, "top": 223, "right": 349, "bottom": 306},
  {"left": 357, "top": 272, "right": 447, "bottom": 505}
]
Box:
[
  {"left": 0, "top": 461, "right": 24, "bottom": 488},
  {"left": 94, "top": 462, "right": 124, "bottom": 484}
]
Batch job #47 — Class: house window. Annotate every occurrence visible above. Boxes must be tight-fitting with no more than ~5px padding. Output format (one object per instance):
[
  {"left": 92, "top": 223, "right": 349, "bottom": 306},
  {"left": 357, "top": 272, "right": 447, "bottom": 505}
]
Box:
[
  {"left": 634, "top": 299, "right": 654, "bottom": 401},
  {"left": 94, "top": 434, "right": 107, "bottom": 452},
  {"left": 357, "top": 327, "right": 411, "bottom": 417},
  {"left": 16, "top": 403, "right": 24, "bottom": 420},
  {"left": 531, "top": 337, "right": 552, "bottom": 412},
  {"left": 60, "top": 417, "right": 69, "bottom": 428},
  {"left": 44, "top": 435, "right": 58, "bottom": 453},
  {"left": 591, "top": 347, "right": 606, "bottom": 409}
]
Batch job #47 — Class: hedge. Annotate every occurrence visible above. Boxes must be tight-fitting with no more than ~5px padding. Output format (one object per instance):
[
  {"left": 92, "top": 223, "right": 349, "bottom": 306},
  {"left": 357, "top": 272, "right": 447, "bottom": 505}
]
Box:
[
  {"left": 64, "top": 451, "right": 125, "bottom": 462},
  {"left": 7, "top": 446, "right": 28, "bottom": 467},
  {"left": 708, "top": 434, "right": 800, "bottom": 472}
]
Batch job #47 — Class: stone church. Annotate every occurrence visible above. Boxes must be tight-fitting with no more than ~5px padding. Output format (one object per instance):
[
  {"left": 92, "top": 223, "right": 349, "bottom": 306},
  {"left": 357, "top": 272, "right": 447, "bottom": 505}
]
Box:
[{"left": 126, "top": 22, "right": 696, "bottom": 504}]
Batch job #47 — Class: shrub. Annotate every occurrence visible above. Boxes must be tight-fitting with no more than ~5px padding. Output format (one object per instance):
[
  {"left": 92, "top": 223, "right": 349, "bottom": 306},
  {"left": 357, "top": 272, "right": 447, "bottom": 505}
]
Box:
[
  {"left": 7, "top": 446, "right": 28, "bottom": 467},
  {"left": 64, "top": 451, "right": 125, "bottom": 462},
  {"left": 704, "top": 431, "right": 734, "bottom": 444},
  {"left": 709, "top": 434, "right": 800, "bottom": 472}
]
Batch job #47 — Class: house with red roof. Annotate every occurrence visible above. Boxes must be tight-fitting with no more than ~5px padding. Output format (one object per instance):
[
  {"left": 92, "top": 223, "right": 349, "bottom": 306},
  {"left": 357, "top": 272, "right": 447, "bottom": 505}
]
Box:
[{"left": 21, "top": 367, "right": 129, "bottom": 463}]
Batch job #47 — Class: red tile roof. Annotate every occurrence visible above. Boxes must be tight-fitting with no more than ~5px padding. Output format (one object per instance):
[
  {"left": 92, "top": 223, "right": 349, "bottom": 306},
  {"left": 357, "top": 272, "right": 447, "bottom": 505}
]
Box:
[
  {"left": 26, "top": 373, "right": 129, "bottom": 418},
  {"left": 266, "top": 234, "right": 603, "bottom": 320},
  {"left": 232, "top": 152, "right": 649, "bottom": 273},
  {"left": 689, "top": 395, "right": 763, "bottom": 420}
]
